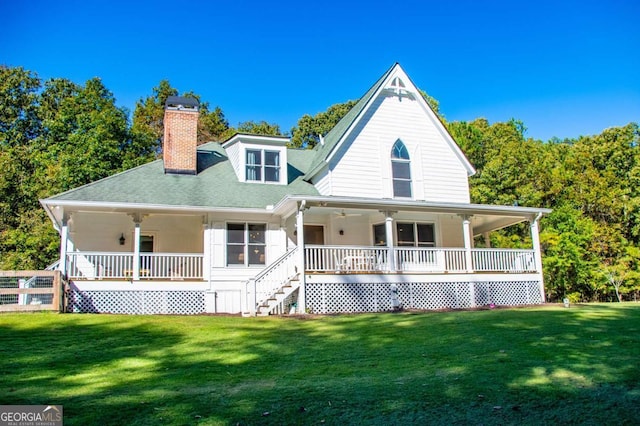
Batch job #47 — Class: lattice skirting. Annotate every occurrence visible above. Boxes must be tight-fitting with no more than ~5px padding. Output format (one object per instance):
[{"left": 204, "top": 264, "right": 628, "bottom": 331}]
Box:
[
  {"left": 69, "top": 289, "right": 206, "bottom": 315},
  {"left": 305, "top": 281, "right": 543, "bottom": 314}
]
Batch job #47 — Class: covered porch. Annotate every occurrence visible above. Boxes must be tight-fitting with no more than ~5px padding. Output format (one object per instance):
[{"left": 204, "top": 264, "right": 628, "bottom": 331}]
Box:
[
  {"left": 284, "top": 196, "right": 547, "bottom": 276},
  {"left": 243, "top": 195, "right": 550, "bottom": 315}
]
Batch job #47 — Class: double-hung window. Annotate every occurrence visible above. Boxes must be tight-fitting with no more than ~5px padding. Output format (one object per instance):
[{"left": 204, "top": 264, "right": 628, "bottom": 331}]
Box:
[
  {"left": 246, "top": 149, "right": 280, "bottom": 183},
  {"left": 391, "top": 140, "right": 412, "bottom": 198},
  {"left": 397, "top": 222, "right": 435, "bottom": 247},
  {"left": 373, "top": 222, "right": 435, "bottom": 247},
  {"left": 227, "top": 223, "right": 266, "bottom": 266}
]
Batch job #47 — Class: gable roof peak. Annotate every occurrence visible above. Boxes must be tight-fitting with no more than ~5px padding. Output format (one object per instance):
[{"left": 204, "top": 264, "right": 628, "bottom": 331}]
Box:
[{"left": 304, "top": 63, "right": 475, "bottom": 180}]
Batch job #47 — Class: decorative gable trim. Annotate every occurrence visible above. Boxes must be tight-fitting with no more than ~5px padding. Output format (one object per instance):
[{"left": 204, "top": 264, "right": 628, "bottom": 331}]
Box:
[{"left": 304, "top": 63, "right": 476, "bottom": 181}]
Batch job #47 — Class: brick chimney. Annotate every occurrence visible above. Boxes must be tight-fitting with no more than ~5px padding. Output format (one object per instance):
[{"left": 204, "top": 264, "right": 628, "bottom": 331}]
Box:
[{"left": 163, "top": 96, "right": 199, "bottom": 175}]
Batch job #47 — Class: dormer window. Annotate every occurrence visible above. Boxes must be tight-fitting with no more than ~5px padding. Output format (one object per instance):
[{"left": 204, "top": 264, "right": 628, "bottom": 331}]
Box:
[
  {"left": 223, "top": 134, "right": 289, "bottom": 184},
  {"left": 246, "top": 149, "right": 280, "bottom": 182},
  {"left": 391, "top": 139, "right": 412, "bottom": 198}
]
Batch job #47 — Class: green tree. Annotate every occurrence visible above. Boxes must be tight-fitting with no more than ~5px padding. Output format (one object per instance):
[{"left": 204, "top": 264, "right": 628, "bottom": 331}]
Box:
[
  {"left": 290, "top": 100, "right": 357, "bottom": 148},
  {"left": 0, "top": 67, "right": 44, "bottom": 268},
  {"left": 0, "top": 66, "right": 41, "bottom": 147},
  {"left": 199, "top": 105, "right": 234, "bottom": 142},
  {"left": 419, "top": 89, "right": 442, "bottom": 120},
  {"left": 540, "top": 205, "right": 600, "bottom": 302},
  {"left": 130, "top": 80, "right": 178, "bottom": 163},
  {"left": 236, "top": 120, "right": 282, "bottom": 136},
  {"left": 34, "top": 77, "right": 129, "bottom": 193},
  {"left": 130, "top": 81, "right": 233, "bottom": 165}
]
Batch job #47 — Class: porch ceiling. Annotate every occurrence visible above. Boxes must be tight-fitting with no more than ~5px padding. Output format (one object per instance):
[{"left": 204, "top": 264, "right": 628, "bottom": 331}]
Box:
[{"left": 277, "top": 195, "right": 550, "bottom": 234}]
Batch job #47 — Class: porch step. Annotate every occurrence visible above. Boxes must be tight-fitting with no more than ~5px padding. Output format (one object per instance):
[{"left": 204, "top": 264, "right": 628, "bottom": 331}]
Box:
[{"left": 255, "top": 279, "right": 300, "bottom": 317}]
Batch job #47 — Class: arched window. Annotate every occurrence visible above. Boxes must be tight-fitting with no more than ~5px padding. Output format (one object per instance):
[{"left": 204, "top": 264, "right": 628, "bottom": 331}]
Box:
[{"left": 391, "top": 140, "right": 412, "bottom": 198}]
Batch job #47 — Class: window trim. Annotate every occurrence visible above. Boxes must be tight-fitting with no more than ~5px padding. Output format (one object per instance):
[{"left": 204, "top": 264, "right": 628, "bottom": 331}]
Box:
[
  {"left": 245, "top": 149, "right": 281, "bottom": 183},
  {"left": 372, "top": 222, "right": 436, "bottom": 247},
  {"left": 226, "top": 222, "right": 267, "bottom": 267},
  {"left": 391, "top": 140, "right": 412, "bottom": 198},
  {"left": 396, "top": 222, "right": 436, "bottom": 247}
]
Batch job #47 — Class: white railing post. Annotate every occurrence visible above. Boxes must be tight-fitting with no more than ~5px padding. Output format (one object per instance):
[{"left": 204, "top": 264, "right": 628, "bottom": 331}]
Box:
[
  {"left": 296, "top": 203, "right": 307, "bottom": 313},
  {"left": 462, "top": 216, "right": 474, "bottom": 273},
  {"left": 58, "top": 213, "right": 69, "bottom": 278},
  {"left": 384, "top": 213, "right": 396, "bottom": 272},
  {"left": 530, "top": 213, "right": 546, "bottom": 302},
  {"left": 202, "top": 220, "right": 211, "bottom": 283},
  {"left": 132, "top": 218, "right": 141, "bottom": 280},
  {"left": 247, "top": 278, "right": 256, "bottom": 316}
]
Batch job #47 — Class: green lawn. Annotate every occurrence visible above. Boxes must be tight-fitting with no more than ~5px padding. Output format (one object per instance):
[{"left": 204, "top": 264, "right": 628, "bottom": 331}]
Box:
[{"left": 0, "top": 304, "right": 638, "bottom": 425}]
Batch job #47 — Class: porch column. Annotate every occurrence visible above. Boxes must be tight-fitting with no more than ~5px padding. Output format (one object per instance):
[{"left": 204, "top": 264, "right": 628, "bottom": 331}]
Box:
[
  {"left": 203, "top": 218, "right": 211, "bottom": 284},
  {"left": 530, "top": 213, "right": 546, "bottom": 302},
  {"left": 58, "top": 212, "right": 70, "bottom": 278},
  {"left": 296, "top": 201, "right": 307, "bottom": 314},
  {"left": 483, "top": 232, "right": 491, "bottom": 248},
  {"left": 461, "top": 215, "right": 474, "bottom": 273},
  {"left": 384, "top": 212, "right": 396, "bottom": 272},
  {"left": 132, "top": 215, "right": 142, "bottom": 281}
]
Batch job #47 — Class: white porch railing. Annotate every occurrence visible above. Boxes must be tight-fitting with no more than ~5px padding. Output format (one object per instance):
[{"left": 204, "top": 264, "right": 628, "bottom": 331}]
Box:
[
  {"left": 305, "top": 245, "right": 388, "bottom": 272},
  {"left": 304, "top": 246, "right": 536, "bottom": 274},
  {"left": 66, "top": 252, "right": 203, "bottom": 280},
  {"left": 472, "top": 248, "right": 535, "bottom": 272},
  {"left": 245, "top": 247, "right": 299, "bottom": 315}
]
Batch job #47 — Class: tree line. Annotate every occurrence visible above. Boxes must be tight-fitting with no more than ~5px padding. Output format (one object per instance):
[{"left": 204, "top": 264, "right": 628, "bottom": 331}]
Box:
[{"left": 1, "top": 65, "right": 638, "bottom": 302}]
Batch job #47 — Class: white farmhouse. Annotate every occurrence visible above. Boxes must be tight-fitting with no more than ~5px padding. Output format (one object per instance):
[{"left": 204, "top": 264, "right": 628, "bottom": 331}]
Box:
[{"left": 41, "top": 64, "right": 550, "bottom": 315}]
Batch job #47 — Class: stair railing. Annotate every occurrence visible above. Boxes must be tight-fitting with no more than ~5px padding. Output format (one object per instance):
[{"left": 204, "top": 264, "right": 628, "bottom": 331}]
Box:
[{"left": 245, "top": 247, "right": 299, "bottom": 316}]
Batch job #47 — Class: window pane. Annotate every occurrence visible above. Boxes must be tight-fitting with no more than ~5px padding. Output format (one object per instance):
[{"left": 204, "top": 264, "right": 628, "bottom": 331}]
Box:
[
  {"left": 248, "top": 224, "right": 265, "bottom": 243},
  {"left": 396, "top": 223, "right": 415, "bottom": 246},
  {"left": 227, "top": 245, "right": 244, "bottom": 265},
  {"left": 373, "top": 224, "right": 386, "bottom": 246},
  {"left": 247, "top": 165, "right": 261, "bottom": 181},
  {"left": 392, "top": 161, "right": 411, "bottom": 179},
  {"left": 246, "top": 150, "right": 261, "bottom": 165},
  {"left": 139, "top": 235, "right": 154, "bottom": 252},
  {"left": 391, "top": 140, "right": 409, "bottom": 159},
  {"left": 248, "top": 244, "right": 265, "bottom": 265},
  {"left": 227, "top": 223, "right": 245, "bottom": 244},
  {"left": 417, "top": 224, "right": 435, "bottom": 246},
  {"left": 246, "top": 150, "right": 262, "bottom": 181},
  {"left": 393, "top": 180, "right": 412, "bottom": 198},
  {"left": 265, "top": 151, "right": 279, "bottom": 166},
  {"left": 265, "top": 166, "right": 279, "bottom": 182}
]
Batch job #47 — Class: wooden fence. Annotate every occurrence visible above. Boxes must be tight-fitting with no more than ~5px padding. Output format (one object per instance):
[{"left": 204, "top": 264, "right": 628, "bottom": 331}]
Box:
[{"left": 0, "top": 270, "right": 66, "bottom": 312}]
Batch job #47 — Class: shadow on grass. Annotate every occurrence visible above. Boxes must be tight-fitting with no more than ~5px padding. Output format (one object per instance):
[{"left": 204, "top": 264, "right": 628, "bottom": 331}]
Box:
[{"left": 0, "top": 304, "right": 638, "bottom": 425}]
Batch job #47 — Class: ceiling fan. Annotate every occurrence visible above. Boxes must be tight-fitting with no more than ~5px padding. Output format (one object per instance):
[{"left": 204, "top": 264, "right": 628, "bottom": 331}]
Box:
[{"left": 334, "top": 209, "right": 361, "bottom": 218}]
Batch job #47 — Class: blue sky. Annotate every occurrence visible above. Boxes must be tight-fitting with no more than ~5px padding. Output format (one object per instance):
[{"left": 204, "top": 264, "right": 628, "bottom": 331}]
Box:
[{"left": 2, "top": 0, "right": 638, "bottom": 141}]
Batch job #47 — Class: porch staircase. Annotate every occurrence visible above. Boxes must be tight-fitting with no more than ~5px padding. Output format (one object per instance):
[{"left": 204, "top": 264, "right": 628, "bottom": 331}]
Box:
[
  {"left": 254, "top": 275, "right": 300, "bottom": 316},
  {"left": 242, "top": 247, "right": 301, "bottom": 317}
]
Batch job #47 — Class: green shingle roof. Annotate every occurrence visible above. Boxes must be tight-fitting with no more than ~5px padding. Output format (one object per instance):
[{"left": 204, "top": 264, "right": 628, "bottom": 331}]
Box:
[{"left": 46, "top": 142, "right": 319, "bottom": 209}]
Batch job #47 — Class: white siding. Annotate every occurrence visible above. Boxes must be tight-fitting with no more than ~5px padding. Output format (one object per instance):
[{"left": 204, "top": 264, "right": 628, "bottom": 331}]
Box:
[
  {"left": 225, "top": 142, "right": 241, "bottom": 179},
  {"left": 439, "top": 215, "right": 465, "bottom": 247},
  {"left": 325, "top": 93, "right": 471, "bottom": 203},
  {"left": 208, "top": 213, "right": 288, "bottom": 283},
  {"left": 70, "top": 212, "right": 203, "bottom": 253},
  {"left": 313, "top": 168, "right": 332, "bottom": 196}
]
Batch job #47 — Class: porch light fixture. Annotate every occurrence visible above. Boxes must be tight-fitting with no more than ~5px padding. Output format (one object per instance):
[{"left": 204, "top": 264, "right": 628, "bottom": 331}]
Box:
[
  {"left": 339, "top": 229, "right": 344, "bottom": 236},
  {"left": 119, "top": 233, "right": 126, "bottom": 245}
]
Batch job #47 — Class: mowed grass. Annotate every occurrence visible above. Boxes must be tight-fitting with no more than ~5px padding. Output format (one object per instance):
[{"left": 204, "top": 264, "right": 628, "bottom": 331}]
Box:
[{"left": 0, "top": 304, "right": 639, "bottom": 425}]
